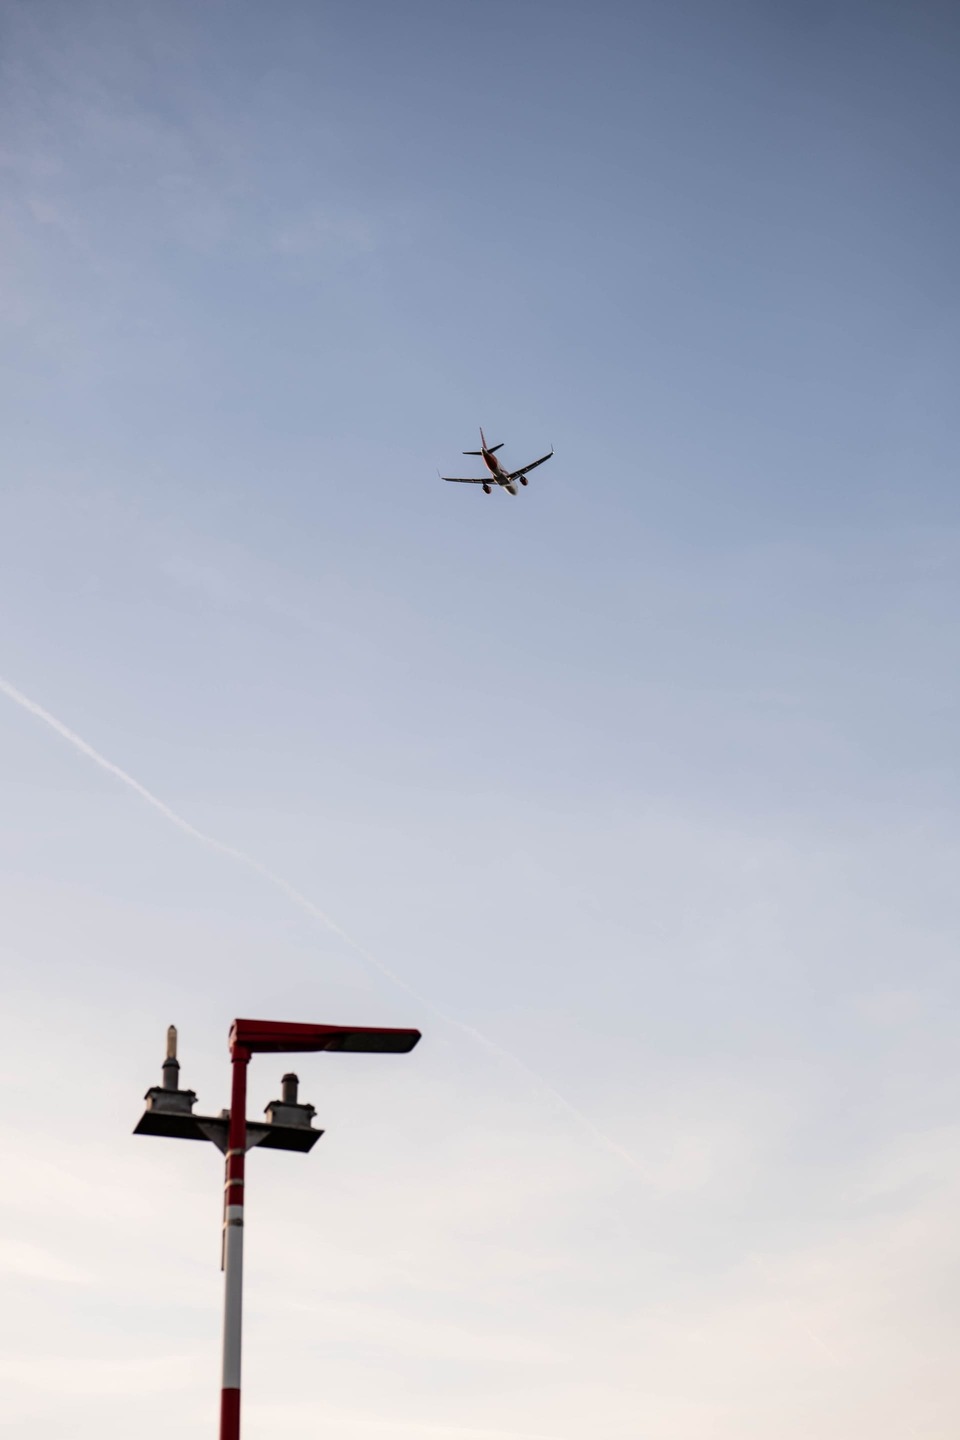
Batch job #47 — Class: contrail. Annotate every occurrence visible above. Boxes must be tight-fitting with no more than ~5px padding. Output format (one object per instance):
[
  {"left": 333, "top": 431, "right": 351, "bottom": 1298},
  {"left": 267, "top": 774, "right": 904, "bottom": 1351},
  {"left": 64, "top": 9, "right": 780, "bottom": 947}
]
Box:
[{"left": 0, "top": 674, "right": 644, "bottom": 1176}]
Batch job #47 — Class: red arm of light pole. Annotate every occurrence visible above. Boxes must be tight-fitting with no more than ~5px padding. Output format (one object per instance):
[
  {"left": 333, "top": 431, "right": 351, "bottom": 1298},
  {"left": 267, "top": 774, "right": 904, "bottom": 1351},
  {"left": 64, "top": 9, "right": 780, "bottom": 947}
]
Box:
[{"left": 229, "top": 1019, "right": 421, "bottom": 1055}]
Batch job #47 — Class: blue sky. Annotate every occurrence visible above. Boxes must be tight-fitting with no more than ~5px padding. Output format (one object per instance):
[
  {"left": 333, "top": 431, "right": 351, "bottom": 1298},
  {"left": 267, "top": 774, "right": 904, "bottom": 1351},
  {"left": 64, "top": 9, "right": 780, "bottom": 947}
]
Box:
[{"left": 2, "top": 2, "right": 960, "bottom": 1437}]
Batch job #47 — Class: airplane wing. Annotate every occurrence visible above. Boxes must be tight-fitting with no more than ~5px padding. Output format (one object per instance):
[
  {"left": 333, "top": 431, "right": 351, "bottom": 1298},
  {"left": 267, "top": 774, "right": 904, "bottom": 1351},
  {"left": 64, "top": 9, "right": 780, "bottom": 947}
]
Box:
[
  {"left": 508, "top": 447, "right": 554, "bottom": 481},
  {"left": 441, "top": 475, "right": 487, "bottom": 484}
]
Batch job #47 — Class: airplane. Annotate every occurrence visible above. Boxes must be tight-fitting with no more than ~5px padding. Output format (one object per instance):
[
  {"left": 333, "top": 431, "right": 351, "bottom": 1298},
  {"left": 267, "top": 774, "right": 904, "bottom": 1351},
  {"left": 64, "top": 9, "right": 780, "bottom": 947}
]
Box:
[{"left": 440, "top": 428, "right": 554, "bottom": 496}]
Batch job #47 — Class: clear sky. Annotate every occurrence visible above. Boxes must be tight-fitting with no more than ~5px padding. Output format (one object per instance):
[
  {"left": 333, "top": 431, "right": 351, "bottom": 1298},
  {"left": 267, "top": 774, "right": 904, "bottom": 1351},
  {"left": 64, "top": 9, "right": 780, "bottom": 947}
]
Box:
[{"left": 2, "top": 2, "right": 960, "bottom": 1437}]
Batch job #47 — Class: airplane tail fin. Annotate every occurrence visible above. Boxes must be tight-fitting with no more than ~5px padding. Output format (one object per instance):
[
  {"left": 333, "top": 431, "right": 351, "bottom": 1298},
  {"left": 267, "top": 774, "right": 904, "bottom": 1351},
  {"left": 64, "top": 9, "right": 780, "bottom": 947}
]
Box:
[{"left": 464, "top": 427, "right": 503, "bottom": 455}]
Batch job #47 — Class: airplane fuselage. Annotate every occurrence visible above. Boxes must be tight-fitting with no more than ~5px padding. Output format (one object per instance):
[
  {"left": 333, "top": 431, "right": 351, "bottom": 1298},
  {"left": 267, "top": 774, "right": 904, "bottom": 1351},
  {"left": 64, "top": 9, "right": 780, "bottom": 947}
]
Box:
[
  {"left": 481, "top": 446, "right": 521, "bottom": 494},
  {"left": 482, "top": 450, "right": 510, "bottom": 482}
]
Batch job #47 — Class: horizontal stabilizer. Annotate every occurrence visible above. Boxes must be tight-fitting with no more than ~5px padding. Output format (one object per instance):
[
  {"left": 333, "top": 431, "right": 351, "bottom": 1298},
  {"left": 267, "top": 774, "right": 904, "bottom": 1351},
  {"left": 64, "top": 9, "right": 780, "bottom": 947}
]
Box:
[{"left": 463, "top": 443, "right": 503, "bottom": 455}]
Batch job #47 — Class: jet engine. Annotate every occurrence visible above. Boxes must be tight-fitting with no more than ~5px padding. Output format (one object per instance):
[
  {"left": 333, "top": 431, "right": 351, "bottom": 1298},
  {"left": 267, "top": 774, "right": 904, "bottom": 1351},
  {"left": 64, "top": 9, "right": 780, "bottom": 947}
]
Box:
[
  {"left": 482, "top": 483, "right": 492, "bottom": 494},
  {"left": 519, "top": 475, "right": 528, "bottom": 486}
]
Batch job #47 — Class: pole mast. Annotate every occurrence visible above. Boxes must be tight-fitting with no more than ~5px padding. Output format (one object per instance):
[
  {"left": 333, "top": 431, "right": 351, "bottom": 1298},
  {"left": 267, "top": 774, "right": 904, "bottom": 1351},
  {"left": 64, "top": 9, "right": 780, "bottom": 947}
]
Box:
[
  {"left": 134, "top": 1017, "right": 421, "bottom": 1438},
  {"left": 220, "top": 1042, "right": 249, "bottom": 1440}
]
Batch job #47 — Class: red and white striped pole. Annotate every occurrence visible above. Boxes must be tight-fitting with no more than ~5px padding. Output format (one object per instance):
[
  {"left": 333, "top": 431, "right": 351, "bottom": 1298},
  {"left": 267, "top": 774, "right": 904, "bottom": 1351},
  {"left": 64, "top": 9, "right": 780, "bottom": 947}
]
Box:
[
  {"left": 220, "top": 1042, "right": 249, "bottom": 1440},
  {"left": 135, "top": 1019, "right": 421, "bottom": 1439}
]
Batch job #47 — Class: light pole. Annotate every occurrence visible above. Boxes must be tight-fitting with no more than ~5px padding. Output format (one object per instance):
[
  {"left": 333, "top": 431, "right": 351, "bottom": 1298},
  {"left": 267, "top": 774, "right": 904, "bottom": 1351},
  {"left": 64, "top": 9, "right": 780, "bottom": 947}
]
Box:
[{"left": 134, "top": 1016, "right": 421, "bottom": 1440}]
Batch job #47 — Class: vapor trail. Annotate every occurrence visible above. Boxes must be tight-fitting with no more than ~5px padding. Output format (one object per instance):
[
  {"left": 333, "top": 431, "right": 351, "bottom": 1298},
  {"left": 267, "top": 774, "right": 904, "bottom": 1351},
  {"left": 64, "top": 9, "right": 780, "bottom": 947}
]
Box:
[{"left": 0, "top": 675, "right": 643, "bottom": 1176}]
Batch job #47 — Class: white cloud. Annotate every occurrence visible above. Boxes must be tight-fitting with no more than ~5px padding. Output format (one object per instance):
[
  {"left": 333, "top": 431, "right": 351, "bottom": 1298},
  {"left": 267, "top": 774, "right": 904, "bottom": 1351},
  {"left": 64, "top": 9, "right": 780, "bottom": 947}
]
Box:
[
  {"left": 0, "top": 1239, "right": 91, "bottom": 1286},
  {"left": 0, "top": 1353, "right": 197, "bottom": 1397}
]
